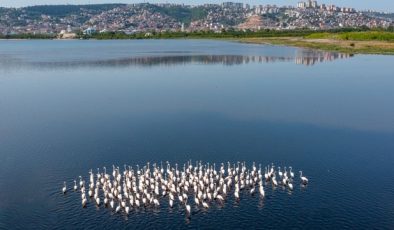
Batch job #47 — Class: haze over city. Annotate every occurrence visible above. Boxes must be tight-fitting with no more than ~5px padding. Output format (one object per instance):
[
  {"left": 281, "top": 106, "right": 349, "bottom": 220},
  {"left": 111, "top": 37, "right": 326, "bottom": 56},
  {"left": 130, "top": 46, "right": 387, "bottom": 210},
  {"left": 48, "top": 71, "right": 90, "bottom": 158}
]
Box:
[{"left": 1, "top": 0, "right": 393, "bottom": 12}]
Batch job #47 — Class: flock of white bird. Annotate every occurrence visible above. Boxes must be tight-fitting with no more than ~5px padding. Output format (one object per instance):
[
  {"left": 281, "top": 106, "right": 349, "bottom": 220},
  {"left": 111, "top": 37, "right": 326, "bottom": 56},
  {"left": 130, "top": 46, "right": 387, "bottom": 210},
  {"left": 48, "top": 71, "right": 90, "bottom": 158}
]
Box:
[{"left": 62, "top": 161, "right": 308, "bottom": 216}]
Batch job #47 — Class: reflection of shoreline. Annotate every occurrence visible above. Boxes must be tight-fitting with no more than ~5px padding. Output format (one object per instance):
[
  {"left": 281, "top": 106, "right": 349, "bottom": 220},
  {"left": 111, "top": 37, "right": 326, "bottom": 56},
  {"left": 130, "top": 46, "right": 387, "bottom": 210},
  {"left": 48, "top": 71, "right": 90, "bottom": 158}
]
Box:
[
  {"left": 0, "top": 51, "right": 351, "bottom": 70},
  {"left": 295, "top": 50, "right": 352, "bottom": 66}
]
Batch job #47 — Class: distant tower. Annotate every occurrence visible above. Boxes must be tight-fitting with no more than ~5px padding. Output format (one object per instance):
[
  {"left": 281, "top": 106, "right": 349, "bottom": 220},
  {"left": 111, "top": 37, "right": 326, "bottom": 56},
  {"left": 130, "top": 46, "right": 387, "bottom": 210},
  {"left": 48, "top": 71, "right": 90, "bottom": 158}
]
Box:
[{"left": 181, "top": 23, "right": 185, "bottom": 32}]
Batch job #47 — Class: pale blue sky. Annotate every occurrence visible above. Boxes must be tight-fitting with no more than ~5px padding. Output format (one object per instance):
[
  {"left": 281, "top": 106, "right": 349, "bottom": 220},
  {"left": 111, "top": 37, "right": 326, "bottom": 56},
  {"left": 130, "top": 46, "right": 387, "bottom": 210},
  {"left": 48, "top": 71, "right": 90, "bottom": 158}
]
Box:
[{"left": 1, "top": 0, "right": 392, "bottom": 12}]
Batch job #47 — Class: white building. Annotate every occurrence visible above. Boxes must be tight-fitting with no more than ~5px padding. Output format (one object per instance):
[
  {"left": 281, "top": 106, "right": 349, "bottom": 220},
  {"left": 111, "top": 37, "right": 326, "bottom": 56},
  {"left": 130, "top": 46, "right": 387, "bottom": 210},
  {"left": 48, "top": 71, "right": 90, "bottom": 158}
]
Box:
[
  {"left": 297, "top": 0, "right": 318, "bottom": 9},
  {"left": 297, "top": 2, "right": 306, "bottom": 8},
  {"left": 83, "top": 27, "right": 96, "bottom": 35}
]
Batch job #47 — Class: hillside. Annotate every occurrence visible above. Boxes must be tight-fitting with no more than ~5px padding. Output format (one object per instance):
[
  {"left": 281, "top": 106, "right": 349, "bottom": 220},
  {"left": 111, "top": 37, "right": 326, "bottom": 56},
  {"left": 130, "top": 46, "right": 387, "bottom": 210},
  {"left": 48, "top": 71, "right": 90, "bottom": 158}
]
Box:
[{"left": 0, "top": 3, "right": 392, "bottom": 35}]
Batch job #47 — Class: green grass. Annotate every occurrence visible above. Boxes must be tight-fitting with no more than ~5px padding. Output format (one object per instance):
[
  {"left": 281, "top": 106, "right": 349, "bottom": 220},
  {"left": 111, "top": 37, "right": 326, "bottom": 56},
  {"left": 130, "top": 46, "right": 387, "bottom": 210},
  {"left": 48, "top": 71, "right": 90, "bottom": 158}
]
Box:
[{"left": 305, "top": 31, "right": 394, "bottom": 41}]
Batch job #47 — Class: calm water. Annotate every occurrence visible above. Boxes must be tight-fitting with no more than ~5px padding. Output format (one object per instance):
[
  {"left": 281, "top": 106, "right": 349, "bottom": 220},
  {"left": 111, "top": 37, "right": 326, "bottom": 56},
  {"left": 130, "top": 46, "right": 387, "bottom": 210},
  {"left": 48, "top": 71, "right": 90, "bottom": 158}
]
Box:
[{"left": 0, "top": 40, "right": 393, "bottom": 229}]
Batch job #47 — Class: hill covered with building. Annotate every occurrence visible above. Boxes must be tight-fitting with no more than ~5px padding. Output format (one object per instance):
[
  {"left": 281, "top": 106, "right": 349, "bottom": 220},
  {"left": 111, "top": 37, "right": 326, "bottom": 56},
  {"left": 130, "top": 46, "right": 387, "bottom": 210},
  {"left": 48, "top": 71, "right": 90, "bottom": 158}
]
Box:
[{"left": 0, "top": 1, "right": 393, "bottom": 37}]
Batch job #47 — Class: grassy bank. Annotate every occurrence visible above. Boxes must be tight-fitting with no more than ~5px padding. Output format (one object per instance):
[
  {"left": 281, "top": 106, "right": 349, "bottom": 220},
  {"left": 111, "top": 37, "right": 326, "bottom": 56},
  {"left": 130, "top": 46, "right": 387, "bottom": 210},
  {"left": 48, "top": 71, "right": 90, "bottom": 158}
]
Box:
[
  {"left": 237, "top": 32, "right": 394, "bottom": 55},
  {"left": 305, "top": 31, "right": 394, "bottom": 41}
]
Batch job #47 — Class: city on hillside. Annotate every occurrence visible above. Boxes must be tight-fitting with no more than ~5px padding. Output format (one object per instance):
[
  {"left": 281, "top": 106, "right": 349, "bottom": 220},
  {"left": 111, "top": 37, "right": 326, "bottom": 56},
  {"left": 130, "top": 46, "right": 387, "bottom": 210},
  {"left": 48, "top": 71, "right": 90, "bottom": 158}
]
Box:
[{"left": 0, "top": 1, "right": 393, "bottom": 38}]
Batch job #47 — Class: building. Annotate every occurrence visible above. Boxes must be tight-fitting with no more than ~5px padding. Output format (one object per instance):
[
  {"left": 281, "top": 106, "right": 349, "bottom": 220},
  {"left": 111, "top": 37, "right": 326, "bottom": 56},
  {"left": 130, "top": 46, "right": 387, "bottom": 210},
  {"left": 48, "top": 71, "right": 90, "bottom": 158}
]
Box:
[
  {"left": 83, "top": 27, "right": 96, "bottom": 35},
  {"left": 222, "top": 2, "right": 243, "bottom": 9},
  {"left": 297, "top": 0, "right": 318, "bottom": 9},
  {"left": 297, "top": 2, "right": 306, "bottom": 8}
]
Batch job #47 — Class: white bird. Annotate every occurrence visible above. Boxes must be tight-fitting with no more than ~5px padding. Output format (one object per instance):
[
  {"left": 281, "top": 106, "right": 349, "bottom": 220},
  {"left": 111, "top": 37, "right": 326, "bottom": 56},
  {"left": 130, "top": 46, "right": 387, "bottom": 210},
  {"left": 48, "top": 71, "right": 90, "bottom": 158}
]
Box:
[
  {"left": 202, "top": 201, "right": 209, "bottom": 209},
  {"left": 73, "top": 180, "right": 77, "bottom": 191},
  {"left": 62, "top": 182, "right": 67, "bottom": 194},
  {"left": 288, "top": 182, "right": 294, "bottom": 190},
  {"left": 79, "top": 176, "right": 84, "bottom": 188},
  {"left": 272, "top": 177, "right": 278, "bottom": 186},
  {"left": 264, "top": 167, "right": 269, "bottom": 180},
  {"left": 299, "top": 171, "right": 309, "bottom": 185},
  {"left": 82, "top": 198, "right": 87, "bottom": 207},
  {"left": 259, "top": 184, "right": 265, "bottom": 197},
  {"left": 194, "top": 196, "right": 200, "bottom": 205},
  {"left": 186, "top": 203, "right": 191, "bottom": 216},
  {"left": 234, "top": 190, "right": 239, "bottom": 199},
  {"left": 153, "top": 198, "right": 160, "bottom": 207},
  {"left": 289, "top": 166, "right": 294, "bottom": 178},
  {"left": 282, "top": 177, "right": 287, "bottom": 185}
]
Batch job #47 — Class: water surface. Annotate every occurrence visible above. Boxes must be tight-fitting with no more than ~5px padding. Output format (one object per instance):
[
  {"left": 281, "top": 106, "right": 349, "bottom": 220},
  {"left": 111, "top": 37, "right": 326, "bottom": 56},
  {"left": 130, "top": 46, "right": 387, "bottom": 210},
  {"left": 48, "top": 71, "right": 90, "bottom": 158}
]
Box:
[{"left": 0, "top": 40, "right": 393, "bottom": 229}]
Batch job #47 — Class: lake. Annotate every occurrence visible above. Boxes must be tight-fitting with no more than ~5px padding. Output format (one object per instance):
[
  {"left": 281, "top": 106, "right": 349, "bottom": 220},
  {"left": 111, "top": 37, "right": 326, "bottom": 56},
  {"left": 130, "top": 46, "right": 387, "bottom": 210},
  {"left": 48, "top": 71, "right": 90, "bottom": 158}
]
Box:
[{"left": 0, "top": 40, "right": 393, "bottom": 229}]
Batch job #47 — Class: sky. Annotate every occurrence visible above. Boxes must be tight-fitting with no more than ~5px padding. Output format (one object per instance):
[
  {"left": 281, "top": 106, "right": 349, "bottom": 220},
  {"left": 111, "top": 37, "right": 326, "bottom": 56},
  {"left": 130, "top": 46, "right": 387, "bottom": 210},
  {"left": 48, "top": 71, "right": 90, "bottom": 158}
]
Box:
[{"left": 0, "top": 0, "right": 393, "bottom": 12}]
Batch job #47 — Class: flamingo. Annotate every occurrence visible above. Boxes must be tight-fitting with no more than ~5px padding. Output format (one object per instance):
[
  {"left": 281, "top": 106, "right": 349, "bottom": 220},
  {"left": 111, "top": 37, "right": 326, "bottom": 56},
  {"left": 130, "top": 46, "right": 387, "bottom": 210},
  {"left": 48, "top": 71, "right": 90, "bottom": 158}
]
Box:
[
  {"left": 64, "top": 162, "right": 307, "bottom": 218},
  {"left": 278, "top": 167, "right": 283, "bottom": 178},
  {"left": 289, "top": 167, "right": 294, "bottom": 178},
  {"left": 186, "top": 203, "right": 191, "bottom": 216},
  {"left": 299, "top": 171, "right": 309, "bottom": 185},
  {"left": 62, "top": 182, "right": 67, "bottom": 194},
  {"left": 259, "top": 182, "right": 265, "bottom": 197}
]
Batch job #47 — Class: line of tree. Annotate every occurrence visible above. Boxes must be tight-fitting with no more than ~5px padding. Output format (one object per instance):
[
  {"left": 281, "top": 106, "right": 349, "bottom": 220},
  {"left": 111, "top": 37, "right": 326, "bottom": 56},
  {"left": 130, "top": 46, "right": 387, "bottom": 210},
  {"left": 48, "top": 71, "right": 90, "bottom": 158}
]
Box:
[
  {"left": 79, "top": 26, "right": 393, "bottom": 40},
  {"left": 2, "top": 26, "right": 393, "bottom": 40},
  {"left": 0, "top": 33, "right": 57, "bottom": 39}
]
